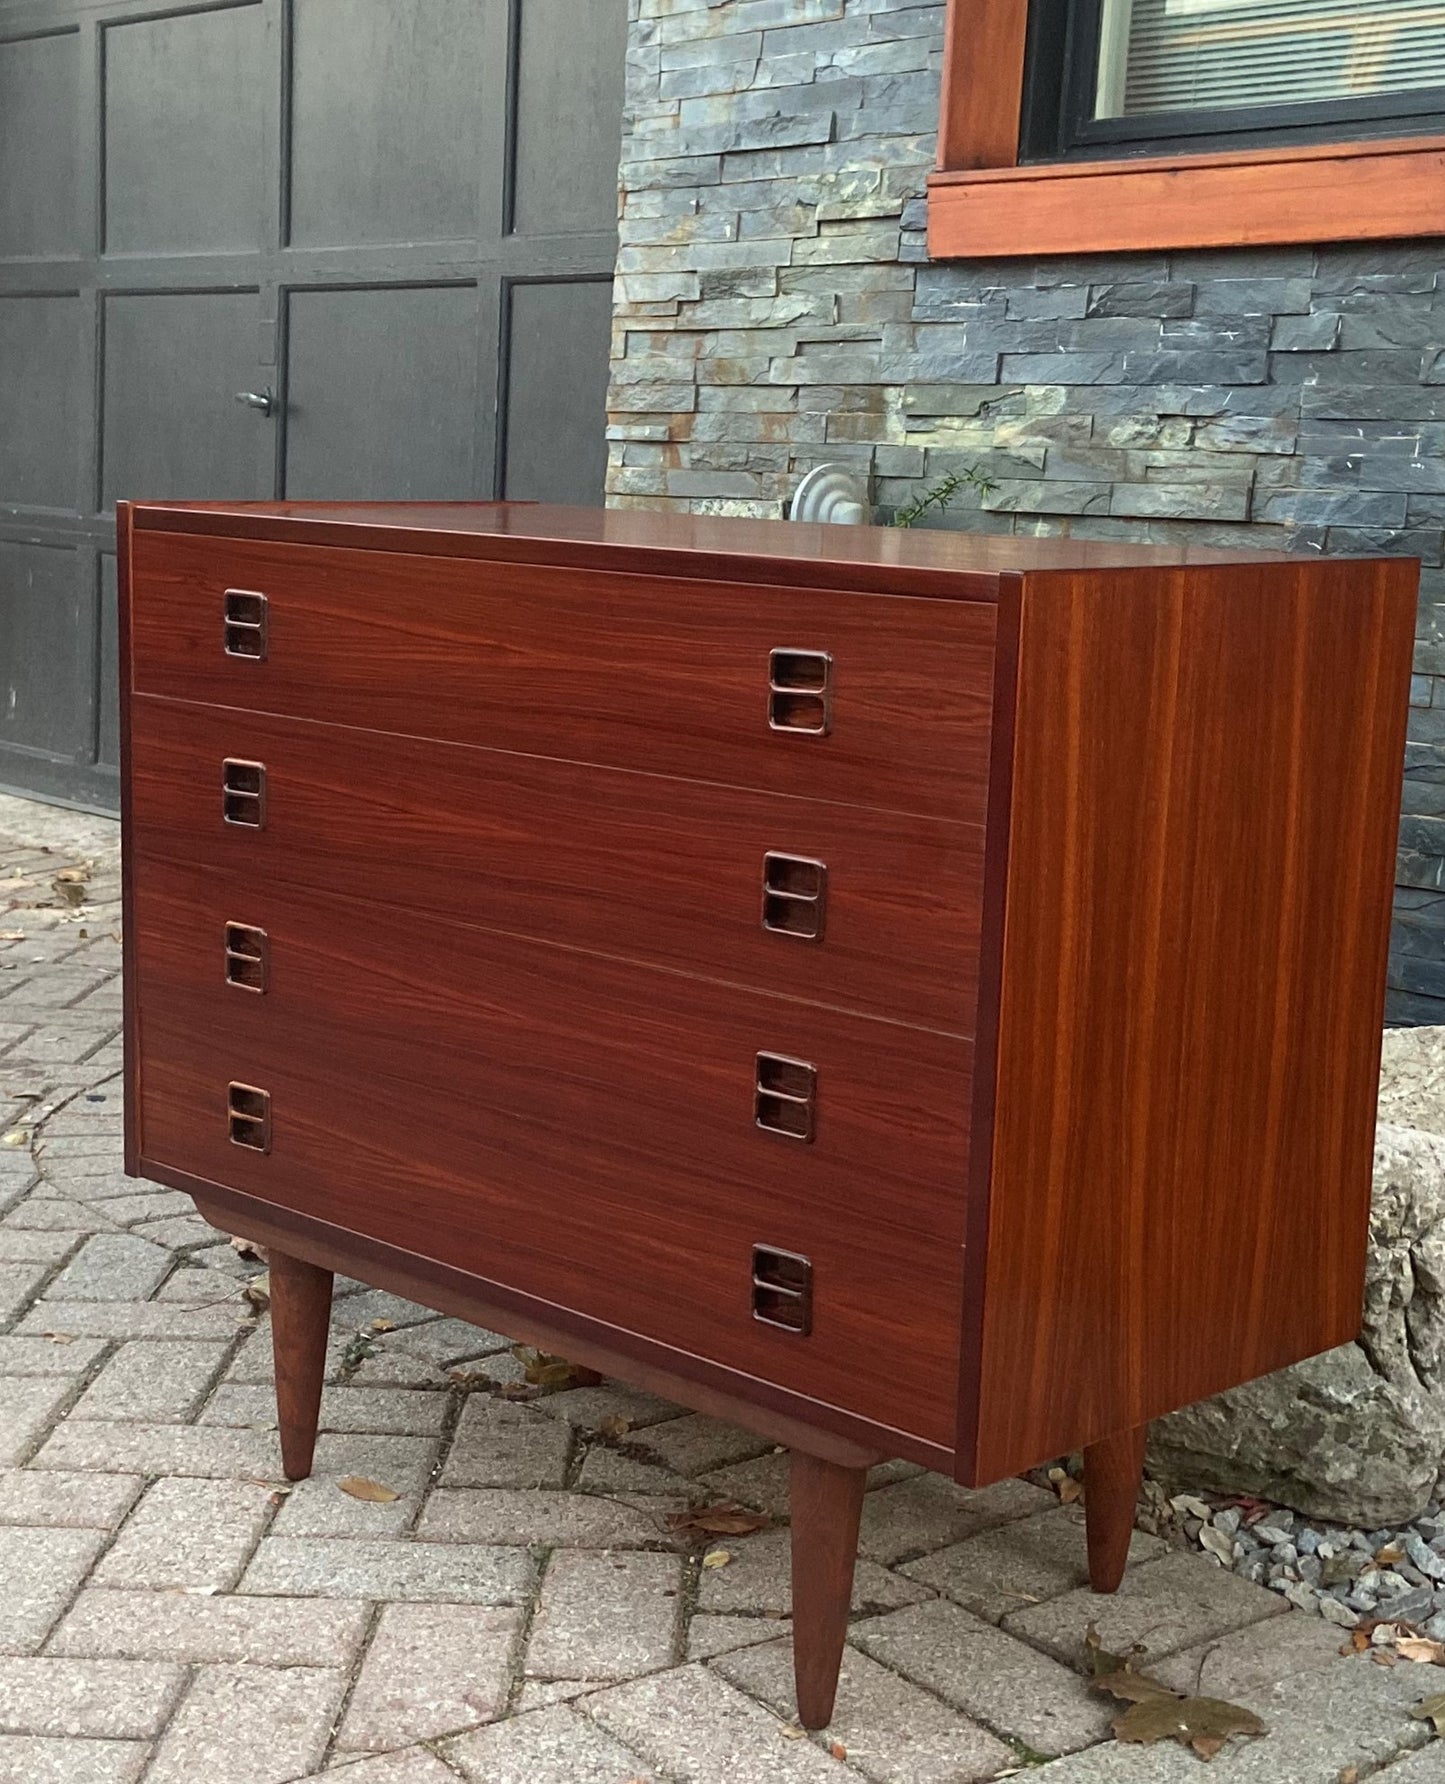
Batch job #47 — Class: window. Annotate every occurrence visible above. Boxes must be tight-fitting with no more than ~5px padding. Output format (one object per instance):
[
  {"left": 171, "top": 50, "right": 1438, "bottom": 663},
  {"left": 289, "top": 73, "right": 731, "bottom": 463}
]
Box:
[
  {"left": 929, "top": 0, "right": 1445, "bottom": 255},
  {"left": 1025, "top": 0, "right": 1445, "bottom": 157}
]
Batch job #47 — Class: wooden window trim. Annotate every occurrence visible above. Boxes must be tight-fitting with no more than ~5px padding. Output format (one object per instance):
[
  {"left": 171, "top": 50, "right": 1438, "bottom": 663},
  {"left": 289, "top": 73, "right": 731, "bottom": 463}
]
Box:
[{"left": 929, "top": 0, "right": 1445, "bottom": 258}]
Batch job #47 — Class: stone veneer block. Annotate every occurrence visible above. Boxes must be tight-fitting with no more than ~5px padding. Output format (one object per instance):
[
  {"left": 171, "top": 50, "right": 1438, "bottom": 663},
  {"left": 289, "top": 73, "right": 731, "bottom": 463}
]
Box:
[
  {"left": 0, "top": 1656, "right": 184, "bottom": 1738},
  {"left": 48, "top": 1589, "right": 370, "bottom": 1667},
  {"left": 0, "top": 1376, "right": 73, "bottom": 1465},
  {"left": 440, "top": 1398, "right": 572, "bottom": 1489},
  {"left": 70, "top": 1340, "right": 229, "bottom": 1422},
  {"left": 0, "top": 1736, "right": 148, "bottom": 1783},
  {"left": 240, "top": 1535, "right": 536, "bottom": 1605},
  {"left": 0, "top": 1468, "right": 143, "bottom": 1529},
  {"left": 94, "top": 1478, "right": 274, "bottom": 1591}
]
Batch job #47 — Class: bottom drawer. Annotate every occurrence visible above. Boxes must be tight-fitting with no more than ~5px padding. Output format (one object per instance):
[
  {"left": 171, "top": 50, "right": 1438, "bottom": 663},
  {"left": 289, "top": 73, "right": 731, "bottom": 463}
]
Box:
[{"left": 132, "top": 858, "right": 971, "bottom": 1449}]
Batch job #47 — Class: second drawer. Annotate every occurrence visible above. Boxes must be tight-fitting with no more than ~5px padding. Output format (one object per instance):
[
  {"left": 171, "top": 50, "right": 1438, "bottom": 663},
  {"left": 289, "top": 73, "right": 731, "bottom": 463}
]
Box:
[{"left": 131, "top": 696, "right": 982, "bottom": 1034}]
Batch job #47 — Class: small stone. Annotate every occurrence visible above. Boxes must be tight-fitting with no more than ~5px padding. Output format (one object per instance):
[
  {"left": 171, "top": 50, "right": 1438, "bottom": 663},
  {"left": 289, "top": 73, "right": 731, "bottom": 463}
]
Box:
[
  {"left": 1320, "top": 1596, "right": 1361, "bottom": 1627},
  {"left": 1406, "top": 1532, "right": 1445, "bottom": 1579},
  {"left": 1379, "top": 1586, "right": 1436, "bottom": 1626},
  {"left": 1214, "top": 1508, "right": 1242, "bottom": 1536},
  {"left": 1298, "top": 1529, "right": 1323, "bottom": 1555},
  {"left": 1256, "top": 1521, "right": 1294, "bottom": 1544}
]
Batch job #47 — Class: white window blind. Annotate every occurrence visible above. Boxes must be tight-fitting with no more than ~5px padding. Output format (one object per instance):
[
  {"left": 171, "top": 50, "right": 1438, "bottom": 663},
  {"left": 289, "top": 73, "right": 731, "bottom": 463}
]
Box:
[{"left": 1094, "top": 0, "right": 1445, "bottom": 120}]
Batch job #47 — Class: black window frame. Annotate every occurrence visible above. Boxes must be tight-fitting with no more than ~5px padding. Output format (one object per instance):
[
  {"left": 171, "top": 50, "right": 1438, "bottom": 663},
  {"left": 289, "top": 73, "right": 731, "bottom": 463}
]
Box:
[{"left": 1021, "top": 0, "right": 1445, "bottom": 162}]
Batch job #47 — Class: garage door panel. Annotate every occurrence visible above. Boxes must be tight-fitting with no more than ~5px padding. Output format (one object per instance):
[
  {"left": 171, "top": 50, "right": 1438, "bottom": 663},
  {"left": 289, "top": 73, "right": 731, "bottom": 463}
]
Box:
[
  {"left": 512, "top": 0, "right": 628, "bottom": 239},
  {"left": 103, "top": 3, "right": 265, "bottom": 255},
  {"left": 504, "top": 280, "right": 613, "bottom": 505},
  {"left": 102, "top": 291, "right": 266, "bottom": 509},
  {"left": 0, "top": 295, "right": 82, "bottom": 512},
  {"left": 0, "top": 542, "right": 89, "bottom": 759},
  {"left": 0, "top": 31, "right": 80, "bottom": 260},
  {"left": 288, "top": 0, "right": 507, "bottom": 248},
  {"left": 283, "top": 285, "right": 481, "bottom": 499}
]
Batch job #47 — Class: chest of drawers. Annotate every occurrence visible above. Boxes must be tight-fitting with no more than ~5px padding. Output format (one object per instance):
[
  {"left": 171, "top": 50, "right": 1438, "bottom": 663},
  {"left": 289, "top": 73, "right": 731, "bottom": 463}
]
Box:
[{"left": 120, "top": 499, "right": 1415, "bottom": 1727}]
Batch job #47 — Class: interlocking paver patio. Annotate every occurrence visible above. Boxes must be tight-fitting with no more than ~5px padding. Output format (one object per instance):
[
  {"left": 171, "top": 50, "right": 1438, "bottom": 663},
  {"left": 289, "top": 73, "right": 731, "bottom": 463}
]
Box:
[{"left": 0, "top": 788, "right": 1437, "bottom": 1782}]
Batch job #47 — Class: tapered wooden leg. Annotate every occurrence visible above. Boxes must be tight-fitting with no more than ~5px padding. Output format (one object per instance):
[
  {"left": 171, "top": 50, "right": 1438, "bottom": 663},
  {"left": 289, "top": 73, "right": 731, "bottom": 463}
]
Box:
[
  {"left": 1084, "top": 1424, "right": 1147, "bottom": 1593},
  {"left": 790, "top": 1449, "right": 867, "bottom": 1730},
  {"left": 268, "top": 1249, "right": 333, "bottom": 1481}
]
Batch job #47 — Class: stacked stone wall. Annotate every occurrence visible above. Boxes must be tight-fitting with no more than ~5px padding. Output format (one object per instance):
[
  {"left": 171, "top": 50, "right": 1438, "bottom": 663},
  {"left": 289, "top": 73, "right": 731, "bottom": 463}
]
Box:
[{"left": 610, "top": 0, "right": 1445, "bottom": 1017}]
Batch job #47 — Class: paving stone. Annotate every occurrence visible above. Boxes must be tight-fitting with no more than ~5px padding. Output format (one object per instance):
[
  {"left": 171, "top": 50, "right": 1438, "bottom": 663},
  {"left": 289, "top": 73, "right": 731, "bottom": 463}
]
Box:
[
  {"left": 697, "top": 1529, "right": 930, "bottom": 1618},
  {"left": 130, "top": 1214, "right": 230, "bottom": 1251},
  {"left": 0, "top": 1259, "right": 50, "bottom": 1322},
  {"left": 631, "top": 1413, "right": 772, "bottom": 1476},
  {"left": 336, "top": 1603, "right": 522, "bottom": 1750},
  {"left": 418, "top": 1487, "right": 678, "bottom": 1548},
  {"left": 309, "top": 1432, "right": 440, "bottom": 1494},
  {"left": 1003, "top": 1549, "right": 1288, "bottom": 1670},
  {"left": 241, "top": 1535, "right": 536, "bottom": 1604},
  {"left": 345, "top": 1347, "right": 452, "bottom": 1390},
  {"left": 687, "top": 1614, "right": 792, "bottom": 1660},
  {"left": 96, "top": 1191, "right": 194, "bottom": 1225},
  {"left": 901, "top": 1506, "right": 1168, "bottom": 1621},
  {"left": 32, "top": 1421, "right": 279, "bottom": 1479},
  {"left": 0, "top": 1524, "right": 106, "bottom": 1654},
  {"left": 440, "top": 1397, "right": 572, "bottom": 1488},
  {"left": 575, "top": 1440, "right": 686, "bottom": 1494},
  {"left": 716, "top": 1637, "right": 1015, "bottom": 1781},
  {"left": 44, "top": 1233, "right": 171, "bottom": 1300},
  {"left": 337, "top": 1289, "right": 437, "bottom": 1329},
  {"left": 144, "top": 1661, "right": 346, "bottom": 1784},
  {"left": 0, "top": 1332, "right": 106, "bottom": 1374},
  {"left": 0, "top": 1735, "right": 148, "bottom": 1784},
  {"left": 49, "top": 1589, "right": 370, "bottom": 1666},
  {"left": 443, "top": 1702, "right": 659, "bottom": 1783},
  {"left": 95, "top": 1478, "right": 274, "bottom": 1590},
  {"left": 514, "top": 1677, "right": 595, "bottom": 1710},
  {"left": 19, "top": 1300, "right": 249, "bottom": 1339},
  {"left": 1150, "top": 1605, "right": 1349, "bottom": 1698},
  {"left": 695, "top": 1453, "right": 921, "bottom": 1520},
  {"left": 1014, "top": 1651, "right": 1437, "bottom": 1780},
  {"left": 0, "top": 1468, "right": 143, "bottom": 1528},
  {"left": 0, "top": 1228, "right": 81, "bottom": 1264},
  {"left": 225, "top": 1322, "right": 350, "bottom": 1384},
  {"left": 202, "top": 1382, "right": 449, "bottom": 1435},
  {"left": 71, "top": 1339, "right": 229, "bottom": 1422},
  {"left": 4, "top": 1198, "right": 121, "bottom": 1231},
  {"left": 271, "top": 1474, "right": 421, "bottom": 1539},
  {"left": 539, "top": 1381, "right": 685, "bottom": 1432},
  {"left": 326, "top": 1752, "right": 461, "bottom": 1784},
  {"left": 585, "top": 1663, "right": 847, "bottom": 1780},
  {"left": 857, "top": 1472, "right": 1056, "bottom": 1565},
  {"left": 527, "top": 1551, "right": 684, "bottom": 1679},
  {"left": 1376, "top": 1744, "right": 1445, "bottom": 1780},
  {"left": 0, "top": 1656, "right": 183, "bottom": 1737},
  {"left": 850, "top": 1598, "right": 1112, "bottom": 1757},
  {"left": 0, "top": 1376, "right": 72, "bottom": 1465},
  {"left": 385, "top": 1315, "right": 512, "bottom": 1364}
]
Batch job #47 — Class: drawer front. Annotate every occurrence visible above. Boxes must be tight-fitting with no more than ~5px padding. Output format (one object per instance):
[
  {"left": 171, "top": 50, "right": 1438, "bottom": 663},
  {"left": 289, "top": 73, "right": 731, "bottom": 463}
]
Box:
[
  {"left": 129, "top": 530, "right": 996, "bottom": 824},
  {"left": 131, "top": 698, "right": 981, "bottom": 1035},
  {"left": 132, "top": 860, "right": 969, "bottom": 1447}
]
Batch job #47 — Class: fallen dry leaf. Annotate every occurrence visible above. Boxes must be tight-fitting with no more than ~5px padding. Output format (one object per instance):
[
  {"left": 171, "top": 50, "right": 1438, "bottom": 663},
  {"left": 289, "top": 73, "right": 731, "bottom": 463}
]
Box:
[
  {"left": 1399, "top": 1637, "right": 1445, "bottom": 1666},
  {"left": 1340, "top": 1768, "right": 1360, "bottom": 1783},
  {"left": 0, "top": 929, "right": 24, "bottom": 942},
  {"left": 702, "top": 1549, "right": 731, "bottom": 1569},
  {"left": 338, "top": 1476, "right": 401, "bottom": 1503},
  {"left": 1085, "top": 1623, "right": 1152, "bottom": 1681},
  {"left": 370, "top": 1318, "right": 396, "bottom": 1333},
  {"left": 1113, "top": 1693, "right": 1266, "bottom": 1760},
  {"left": 242, "top": 1273, "right": 270, "bottom": 1312},
  {"left": 779, "top": 1724, "right": 806, "bottom": 1741},
  {"left": 229, "top": 1234, "right": 268, "bottom": 1263},
  {"left": 1375, "top": 1544, "right": 1406, "bottom": 1567},
  {"left": 512, "top": 1346, "right": 589, "bottom": 1389},
  {"left": 449, "top": 1367, "right": 494, "bottom": 1388},
  {"left": 46, "top": 1332, "right": 75, "bottom": 1346},
  {"left": 668, "top": 1502, "right": 771, "bottom": 1539},
  {"left": 598, "top": 1414, "right": 632, "bottom": 1439},
  {"left": 828, "top": 1740, "right": 847, "bottom": 1760},
  {"left": 1413, "top": 1693, "right": 1445, "bottom": 1737},
  {"left": 52, "top": 867, "right": 89, "bottom": 907},
  {"left": 0, "top": 1131, "right": 28, "bottom": 1148}
]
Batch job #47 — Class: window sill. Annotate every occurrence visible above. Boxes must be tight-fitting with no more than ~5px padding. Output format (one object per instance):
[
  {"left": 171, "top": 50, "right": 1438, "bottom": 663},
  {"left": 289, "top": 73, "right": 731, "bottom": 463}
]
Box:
[{"left": 927, "top": 133, "right": 1445, "bottom": 259}]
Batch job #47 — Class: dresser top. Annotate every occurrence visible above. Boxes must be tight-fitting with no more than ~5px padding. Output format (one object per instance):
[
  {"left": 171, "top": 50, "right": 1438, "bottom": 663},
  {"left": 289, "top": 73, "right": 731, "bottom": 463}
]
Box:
[{"left": 126, "top": 500, "right": 1298, "bottom": 601}]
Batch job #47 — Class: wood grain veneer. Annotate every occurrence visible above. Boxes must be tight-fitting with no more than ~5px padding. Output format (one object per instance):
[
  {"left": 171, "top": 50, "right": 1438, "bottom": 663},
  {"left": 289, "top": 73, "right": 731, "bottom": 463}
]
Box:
[{"left": 119, "top": 499, "right": 1416, "bottom": 1726}]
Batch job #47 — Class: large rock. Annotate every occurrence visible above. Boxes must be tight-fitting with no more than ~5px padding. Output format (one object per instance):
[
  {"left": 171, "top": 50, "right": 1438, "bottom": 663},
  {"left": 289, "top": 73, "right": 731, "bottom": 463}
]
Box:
[{"left": 1148, "top": 1028, "right": 1445, "bottom": 1526}]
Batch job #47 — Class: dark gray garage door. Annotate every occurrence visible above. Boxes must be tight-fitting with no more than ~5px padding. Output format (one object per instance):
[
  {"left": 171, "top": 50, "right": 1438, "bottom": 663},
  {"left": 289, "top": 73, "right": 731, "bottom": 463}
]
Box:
[{"left": 0, "top": 0, "right": 626, "bottom": 809}]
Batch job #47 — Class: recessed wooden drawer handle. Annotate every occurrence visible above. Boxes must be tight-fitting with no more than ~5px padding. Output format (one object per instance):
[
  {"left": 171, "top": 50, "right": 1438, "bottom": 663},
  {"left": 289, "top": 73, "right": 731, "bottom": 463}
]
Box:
[
  {"left": 762, "top": 852, "right": 826, "bottom": 941},
  {"left": 769, "top": 649, "right": 832, "bottom": 735},
  {"left": 227, "top": 1082, "right": 271, "bottom": 1152},
  {"left": 222, "top": 759, "right": 267, "bottom": 828},
  {"left": 224, "top": 922, "right": 269, "bottom": 993},
  {"left": 755, "top": 1052, "right": 816, "bottom": 1142},
  {"left": 752, "top": 1243, "right": 812, "bottom": 1334},
  {"left": 223, "top": 589, "right": 268, "bottom": 660}
]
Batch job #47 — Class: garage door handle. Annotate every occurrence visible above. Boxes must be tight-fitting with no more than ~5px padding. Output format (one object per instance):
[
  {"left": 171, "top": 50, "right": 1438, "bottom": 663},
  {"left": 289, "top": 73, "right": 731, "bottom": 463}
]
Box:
[{"left": 235, "top": 389, "right": 276, "bottom": 417}]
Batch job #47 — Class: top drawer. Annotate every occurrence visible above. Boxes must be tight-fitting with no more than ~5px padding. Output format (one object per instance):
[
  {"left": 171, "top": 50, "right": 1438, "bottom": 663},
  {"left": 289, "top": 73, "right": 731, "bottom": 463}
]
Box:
[{"left": 128, "top": 531, "right": 997, "bottom": 824}]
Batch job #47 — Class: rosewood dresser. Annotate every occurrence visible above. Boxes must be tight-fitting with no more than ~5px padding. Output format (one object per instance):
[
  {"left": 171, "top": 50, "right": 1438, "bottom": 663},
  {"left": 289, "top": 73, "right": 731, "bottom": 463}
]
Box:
[{"left": 119, "top": 499, "right": 1415, "bottom": 1727}]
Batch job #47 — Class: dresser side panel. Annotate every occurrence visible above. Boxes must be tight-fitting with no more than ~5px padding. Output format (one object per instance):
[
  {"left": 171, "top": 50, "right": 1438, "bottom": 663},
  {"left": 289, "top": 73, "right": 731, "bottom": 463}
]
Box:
[
  {"left": 118, "top": 500, "right": 142, "bottom": 1178},
  {"left": 965, "top": 556, "right": 1417, "bottom": 1483}
]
